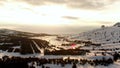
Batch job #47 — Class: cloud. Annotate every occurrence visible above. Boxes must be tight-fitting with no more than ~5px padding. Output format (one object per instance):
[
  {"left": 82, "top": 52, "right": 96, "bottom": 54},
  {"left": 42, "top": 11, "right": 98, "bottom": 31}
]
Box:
[
  {"left": 20, "top": 0, "right": 45, "bottom": 5},
  {"left": 0, "top": 0, "right": 119, "bottom": 10},
  {"left": 46, "top": 0, "right": 66, "bottom": 4},
  {"left": 4, "top": 25, "right": 97, "bottom": 34},
  {"left": 0, "top": 0, "right": 6, "bottom": 2},
  {"left": 0, "top": 0, "right": 6, "bottom": 6},
  {"left": 96, "top": 21, "right": 114, "bottom": 26},
  {"left": 62, "top": 16, "right": 79, "bottom": 20},
  {"left": 19, "top": 0, "right": 120, "bottom": 10},
  {"left": 0, "top": 23, "right": 99, "bottom": 34},
  {"left": 20, "top": 0, "right": 65, "bottom": 6},
  {"left": 98, "top": 21, "right": 113, "bottom": 24},
  {"left": 66, "top": 0, "right": 114, "bottom": 10}
]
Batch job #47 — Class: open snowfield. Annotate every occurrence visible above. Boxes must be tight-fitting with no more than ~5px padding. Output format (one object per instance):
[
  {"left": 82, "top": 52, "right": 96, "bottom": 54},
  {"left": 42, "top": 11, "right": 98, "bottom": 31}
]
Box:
[
  {"left": 0, "top": 35, "right": 120, "bottom": 68},
  {"left": 37, "top": 61, "right": 120, "bottom": 68},
  {"left": 32, "top": 36, "right": 69, "bottom": 46}
]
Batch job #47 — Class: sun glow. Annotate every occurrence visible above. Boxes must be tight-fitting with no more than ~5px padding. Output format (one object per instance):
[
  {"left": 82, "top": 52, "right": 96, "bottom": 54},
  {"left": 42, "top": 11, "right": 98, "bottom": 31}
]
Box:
[
  {"left": 0, "top": 0, "right": 118, "bottom": 30},
  {"left": 0, "top": 1, "right": 72, "bottom": 26}
]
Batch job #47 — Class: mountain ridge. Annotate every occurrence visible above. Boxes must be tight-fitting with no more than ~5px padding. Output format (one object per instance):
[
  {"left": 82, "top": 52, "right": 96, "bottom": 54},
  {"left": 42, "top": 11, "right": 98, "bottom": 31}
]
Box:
[
  {"left": 69, "top": 23, "right": 120, "bottom": 44},
  {"left": 0, "top": 28, "right": 52, "bottom": 37}
]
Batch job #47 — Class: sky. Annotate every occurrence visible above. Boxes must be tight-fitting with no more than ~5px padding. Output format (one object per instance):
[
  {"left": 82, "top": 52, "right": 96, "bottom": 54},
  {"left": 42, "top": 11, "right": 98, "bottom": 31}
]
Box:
[{"left": 0, "top": 0, "right": 120, "bottom": 34}]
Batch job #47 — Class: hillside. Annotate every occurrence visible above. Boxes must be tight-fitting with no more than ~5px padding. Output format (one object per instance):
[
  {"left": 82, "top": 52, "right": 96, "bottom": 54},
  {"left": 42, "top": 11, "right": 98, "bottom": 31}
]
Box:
[
  {"left": 69, "top": 23, "right": 120, "bottom": 44},
  {"left": 0, "top": 29, "right": 51, "bottom": 37}
]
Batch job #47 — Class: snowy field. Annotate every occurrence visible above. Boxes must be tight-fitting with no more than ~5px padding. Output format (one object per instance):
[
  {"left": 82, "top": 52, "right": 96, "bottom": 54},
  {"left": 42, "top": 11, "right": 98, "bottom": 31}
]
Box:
[
  {"left": 0, "top": 36, "right": 120, "bottom": 68},
  {"left": 36, "top": 62, "right": 120, "bottom": 68}
]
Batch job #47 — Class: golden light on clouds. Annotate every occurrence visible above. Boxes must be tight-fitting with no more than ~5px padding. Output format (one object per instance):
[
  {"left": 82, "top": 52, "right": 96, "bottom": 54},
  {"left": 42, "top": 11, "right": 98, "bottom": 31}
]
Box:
[
  {"left": 0, "top": 0, "right": 120, "bottom": 33},
  {"left": 0, "top": 1, "right": 74, "bottom": 26}
]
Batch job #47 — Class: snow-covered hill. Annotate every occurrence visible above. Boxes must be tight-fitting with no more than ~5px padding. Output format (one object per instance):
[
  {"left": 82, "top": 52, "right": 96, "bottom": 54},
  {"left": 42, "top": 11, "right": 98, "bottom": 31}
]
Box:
[
  {"left": 0, "top": 29, "right": 18, "bottom": 35},
  {"left": 69, "top": 23, "right": 120, "bottom": 44},
  {"left": 0, "top": 29, "right": 34, "bottom": 36},
  {"left": 0, "top": 29, "right": 52, "bottom": 37}
]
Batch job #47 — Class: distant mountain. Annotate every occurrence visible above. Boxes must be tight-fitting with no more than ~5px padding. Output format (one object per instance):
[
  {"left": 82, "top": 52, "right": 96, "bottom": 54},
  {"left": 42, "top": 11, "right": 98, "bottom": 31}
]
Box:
[
  {"left": 0, "top": 29, "right": 51, "bottom": 37},
  {"left": 69, "top": 22, "right": 120, "bottom": 44}
]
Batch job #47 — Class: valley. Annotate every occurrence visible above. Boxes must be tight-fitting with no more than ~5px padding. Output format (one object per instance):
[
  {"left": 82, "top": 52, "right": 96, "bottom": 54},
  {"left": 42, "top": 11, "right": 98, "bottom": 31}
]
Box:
[{"left": 0, "top": 24, "right": 120, "bottom": 68}]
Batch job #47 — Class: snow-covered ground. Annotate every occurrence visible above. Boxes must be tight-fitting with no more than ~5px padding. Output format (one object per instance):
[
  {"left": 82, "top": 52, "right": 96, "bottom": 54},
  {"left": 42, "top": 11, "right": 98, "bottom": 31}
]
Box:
[
  {"left": 0, "top": 51, "right": 44, "bottom": 58},
  {"left": 37, "top": 62, "right": 120, "bottom": 68},
  {"left": 0, "top": 35, "right": 119, "bottom": 58},
  {"left": 32, "top": 36, "right": 69, "bottom": 46},
  {"left": 68, "top": 24, "right": 120, "bottom": 44},
  {"left": 0, "top": 34, "right": 120, "bottom": 68},
  {"left": 28, "top": 59, "right": 120, "bottom": 68}
]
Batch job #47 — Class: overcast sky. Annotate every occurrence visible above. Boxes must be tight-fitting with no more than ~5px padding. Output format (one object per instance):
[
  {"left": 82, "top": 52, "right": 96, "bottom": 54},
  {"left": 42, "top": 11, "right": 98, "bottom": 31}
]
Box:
[{"left": 0, "top": 0, "right": 120, "bottom": 34}]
